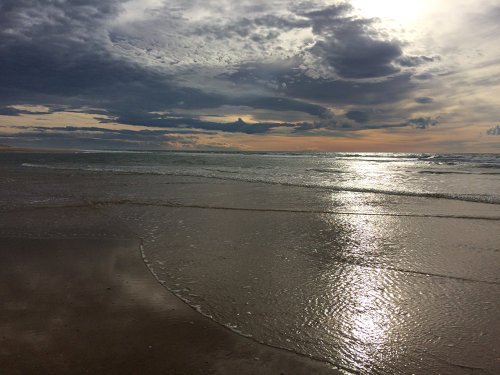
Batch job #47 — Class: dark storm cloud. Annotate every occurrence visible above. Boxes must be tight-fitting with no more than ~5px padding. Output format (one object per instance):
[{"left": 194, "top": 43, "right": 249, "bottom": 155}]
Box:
[
  {"left": 218, "top": 3, "right": 425, "bottom": 108},
  {"left": 284, "top": 73, "right": 416, "bottom": 105},
  {"left": 297, "top": 4, "right": 403, "bottom": 79},
  {"left": 309, "top": 39, "right": 402, "bottom": 79},
  {"left": 0, "top": 0, "right": 136, "bottom": 103},
  {"left": 0, "top": 0, "right": 447, "bottom": 140},
  {"left": 0, "top": 1, "right": 336, "bottom": 134}
]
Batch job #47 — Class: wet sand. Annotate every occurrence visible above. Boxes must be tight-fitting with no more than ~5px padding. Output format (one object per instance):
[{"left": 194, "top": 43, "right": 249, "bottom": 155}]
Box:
[
  {"left": 0, "top": 210, "right": 340, "bottom": 374},
  {"left": 2, "top": 158, "right": 499, "bottom": 374}
]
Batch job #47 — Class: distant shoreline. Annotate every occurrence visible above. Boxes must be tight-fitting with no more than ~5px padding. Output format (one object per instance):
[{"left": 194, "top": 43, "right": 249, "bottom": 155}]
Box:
[
  {"left": 0, "top": 144, "right": 77, "bottom": 153},
  {"left": 1, "top": 144, "right": 499, "bottom": 155}
]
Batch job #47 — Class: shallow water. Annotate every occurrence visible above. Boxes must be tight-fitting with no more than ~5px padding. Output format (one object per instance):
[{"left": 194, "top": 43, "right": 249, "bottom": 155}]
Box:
[
  {"left": 113, "top": 195, "right": 499, "bottom": 375},
  {"left": 2, "top": 151, "right": 500, "bottom": 374}
]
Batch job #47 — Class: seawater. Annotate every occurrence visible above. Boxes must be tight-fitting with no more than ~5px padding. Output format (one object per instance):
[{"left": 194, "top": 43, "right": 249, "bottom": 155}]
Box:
[
  {"left": 5, "top": 151, "right": 500, "bottom": 374},
  {"left": 16, "top": 151, "right": 500, "bottom": 204}
]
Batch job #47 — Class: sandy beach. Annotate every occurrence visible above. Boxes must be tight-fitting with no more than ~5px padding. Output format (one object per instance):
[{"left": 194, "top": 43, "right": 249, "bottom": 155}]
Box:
[
  {"left": 0, "top": 167, "right": 340, "bottom": 374},
  {"left": 1, "top": 153, "right": 499, "bottom": 375}
]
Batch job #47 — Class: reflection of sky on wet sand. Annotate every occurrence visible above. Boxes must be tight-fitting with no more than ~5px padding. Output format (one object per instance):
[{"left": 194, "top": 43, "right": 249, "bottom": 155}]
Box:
[{"left": 0, "top": 209, "right": 340, "bottom": 374}]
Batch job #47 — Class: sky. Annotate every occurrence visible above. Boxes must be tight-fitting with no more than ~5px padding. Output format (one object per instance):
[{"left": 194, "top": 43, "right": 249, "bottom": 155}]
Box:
[{"left": 0, "top": 0, "right": 499, "bottom": 152}]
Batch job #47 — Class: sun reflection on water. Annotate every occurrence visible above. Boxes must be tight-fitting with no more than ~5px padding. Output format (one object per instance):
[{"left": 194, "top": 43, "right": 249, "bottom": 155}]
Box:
[
  {"left": 340, "top": 267, "right": 399, "bottom": 373},
  {"left": 318, "top": 171, "right": 406, "bottom": 373}
]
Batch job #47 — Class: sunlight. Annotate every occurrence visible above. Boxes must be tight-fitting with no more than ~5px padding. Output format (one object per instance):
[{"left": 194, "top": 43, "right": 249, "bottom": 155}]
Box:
[{"left": 351, "top": 0, "right": 426, "bottom": 25}]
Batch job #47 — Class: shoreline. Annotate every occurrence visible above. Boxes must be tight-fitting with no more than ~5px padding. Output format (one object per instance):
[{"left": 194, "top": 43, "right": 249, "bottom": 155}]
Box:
[
  {"left": 0, "top": 206, "right": 341, "bottom": 374},
  {"left": 0, "top": 145, "right": 77, "bottom": 153}
]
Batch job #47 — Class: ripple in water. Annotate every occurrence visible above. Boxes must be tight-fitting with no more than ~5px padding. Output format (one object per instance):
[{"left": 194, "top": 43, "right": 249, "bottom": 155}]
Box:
[{"left": 113, "top": 203, "right": 500, "bottom": 375}]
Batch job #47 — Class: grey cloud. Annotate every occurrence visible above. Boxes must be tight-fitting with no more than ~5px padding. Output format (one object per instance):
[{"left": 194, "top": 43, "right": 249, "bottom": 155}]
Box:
[
  {"left": 0, "top": 0, "right": 122, "bottom": 48},
  {"left": 221, "top": 60, "right": 416, "bottom": 107},
  {"left": 241, "top": 96, "right": 334, "bottom": 120},
  {"left": 0, "top": 106, "right": 21, "bottom": 116},
  {"left": 309, "top": 39, "right": 402, "bottom": 79},
  {"left": 414, "top": 73, "right": 434, "bottom": 80},
  {"left": 486, "top": 125, "right": 500, "bottom": 135},
  {"left": 299, "top": 4, "right": 402, "bottom": 78},
  {"left": 0, "top": 2, "right": 337, "bottom": 133},
  {"left": 253, "top": 14, "right": 310, "bottom": 30},
  {"left": 296, "top": 3, "right": 354, "bottom": 31},
  {"left": 407, "top": 117, "right": 440, "bottom": 129},
  {"left": 21, "top": 126, "right": 216, "bottom": 137},
  {"left": 415, "top": 97, "right": 434, "bottom": 104},
  {"left": 346, "top": 110, "right": 369, "bottom": 123},
  {"left": 0, "top": 125, "right": 204, "bottom": 150},
  {"left": 0, "top": 0, "right": 452, "bottom": 142},
  {"left": 398, "top": 55, "right": 439, "bottom": 67},
  {"left": 285, "top": 73, "right": 416, "bottom": 105},
  {"left": 359, "top": 116, "right": 441, "bottom": 131},
  {"left": 108, "top": 112, "right": 299, "bottom": 134},
  {"left": 0, "top": 106, "right": 55, "bottom": 116},
  {"left": 194, "top": 14, "right": 308, "bottom": 39}
]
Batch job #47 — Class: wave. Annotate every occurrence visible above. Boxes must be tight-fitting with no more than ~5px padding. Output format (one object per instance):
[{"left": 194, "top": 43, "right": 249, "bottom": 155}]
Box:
[
  {"left": 21, "top": 162, "right": 500, "bottom": 205},
  {"left": 138, "top": 241, "right": 358, "bottom": 374},
  {"left": 306, "top": 168, "right": 346, "bottom": 173},
  {"left": 419, "top": 170, "right": 500, "bottom": 176},
  {"left": 202, "top": 168, "right": 240, "bottom": 174}
]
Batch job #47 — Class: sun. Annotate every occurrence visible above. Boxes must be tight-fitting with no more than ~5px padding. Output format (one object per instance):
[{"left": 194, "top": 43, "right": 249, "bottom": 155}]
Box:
[{"left": 350, "top": 0, "right": 427, "bottom": 26}]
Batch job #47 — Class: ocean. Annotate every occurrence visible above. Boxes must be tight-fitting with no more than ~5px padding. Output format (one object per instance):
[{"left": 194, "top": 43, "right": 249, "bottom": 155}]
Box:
[{"left": 2, "top": 151, "right": 500, "bottom": 374}]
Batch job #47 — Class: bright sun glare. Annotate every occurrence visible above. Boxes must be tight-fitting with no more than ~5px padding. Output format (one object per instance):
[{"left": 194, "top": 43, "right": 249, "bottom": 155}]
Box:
[{"left": 351, "top": 0, "right": 426, "bottom": 25}]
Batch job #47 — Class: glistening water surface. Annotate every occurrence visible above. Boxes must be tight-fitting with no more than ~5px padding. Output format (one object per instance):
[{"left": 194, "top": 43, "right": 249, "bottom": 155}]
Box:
[{"left": 4, "top": 151, "right": 500, "bottom": 374}]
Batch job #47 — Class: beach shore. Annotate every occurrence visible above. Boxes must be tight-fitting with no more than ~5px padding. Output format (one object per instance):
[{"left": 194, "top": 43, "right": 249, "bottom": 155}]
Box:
[
  {"left": 2, "top": 154, "right": 499, "bottom": 375},
  {"left": 0, "top": 188, "right": 340, "bottom": 374}
]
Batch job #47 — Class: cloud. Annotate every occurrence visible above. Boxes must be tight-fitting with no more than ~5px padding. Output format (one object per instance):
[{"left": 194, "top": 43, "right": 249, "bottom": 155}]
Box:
[
  {"left": 0, "top": 124, "right": 207, "bottom": 150},
  {"left": 0, "top": 106, "right": 55, "bottom": 116},
  {"left": 486, "top": 125, "right": 500, "bottom": 135},
  {"left": 407, "top": 117, "right": 440, "bottom": 129},
  {"left": 21, "top": 126, "right": 216, "bottom": 137},
  {"left": 398, "top": 55, "right": 439, "bottom": 67},
  {"left": 296, "top": 4, "right": 403, "bottom": 79},
  {"left": 345, "top": 110, "right": 369, "bottom": 123},
  {"left": 415, "top": 97, "right": 434, "bottom": 104},
  {"left": 1, "top": 0, "right": 496, "bottom": 152},
  {"left": 285, "top": 73, "right": 416, "bottom": 105},
  {"left": 413, "top": 73, "right": 434, "bottom": 80},
  {"left": 0, "top": 106, "right": 21, "bottom": 116},
  {"left": 107, "top": 113, "right": 300, "bottom": 134}
]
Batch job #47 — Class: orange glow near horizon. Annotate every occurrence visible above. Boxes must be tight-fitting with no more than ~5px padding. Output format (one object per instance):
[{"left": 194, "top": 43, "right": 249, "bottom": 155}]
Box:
[{"left": 0, "top": 110, "right": 498, "bottom": 153}]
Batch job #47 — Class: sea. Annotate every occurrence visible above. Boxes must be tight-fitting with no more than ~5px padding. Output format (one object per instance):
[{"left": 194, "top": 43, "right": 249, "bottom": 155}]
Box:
[{"left": 3, "top": 151, "right": 500, "bottom": 374}]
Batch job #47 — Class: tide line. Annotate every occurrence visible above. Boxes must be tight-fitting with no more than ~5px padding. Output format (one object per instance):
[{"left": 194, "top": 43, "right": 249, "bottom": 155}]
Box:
[{"left": 85, "top": 199, "right": 500, "bottom": 221}]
